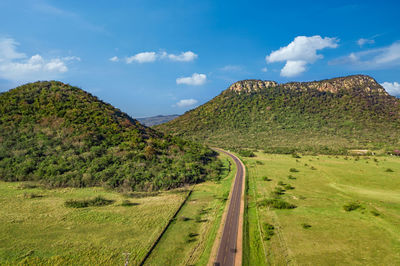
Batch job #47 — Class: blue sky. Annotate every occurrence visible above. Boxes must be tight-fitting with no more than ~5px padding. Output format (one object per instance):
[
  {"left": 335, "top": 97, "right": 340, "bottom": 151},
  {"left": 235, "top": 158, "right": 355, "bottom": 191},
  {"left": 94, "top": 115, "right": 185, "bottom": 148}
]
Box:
[{"left": 1, "top": 0, "right": 399, "bottom": 117}]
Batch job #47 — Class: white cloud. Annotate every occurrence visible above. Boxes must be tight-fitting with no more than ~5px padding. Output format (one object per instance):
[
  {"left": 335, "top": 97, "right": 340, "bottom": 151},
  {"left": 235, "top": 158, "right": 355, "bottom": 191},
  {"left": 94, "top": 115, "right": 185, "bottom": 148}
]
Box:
[
  {"left": 176, "top": 98, "right": 198, "bottom": 107},
  {"left": 123, "top": 50, "right": 198, "bottom": 64},
  {"left": 332, "top": 41, "right": 400, "bottom": 69},
  {"left": 381, "top": 81, "right": 400, "bottom": 96},
  {"left": 357, "top": 38, "right": 375, "bottom": 47},
  {"left": 167, "top": 51, "right": 197, "bottom": 62},
  {"left": 280, "top": 61, "right": 307, "bottom": 77},
  {"left": 0, "top": 38, "right": 79, "bottom": 83},
  {"left": 176, "top": 73, "right": 207, "bottom": 86},
  {"left": 109, "top": 56, "right": 119, "bottom": 62},
  {"left": 261, "top": 67, "right": 268, "bottom": 72},
  {"left": 266, "top": 35, "right": 339, "bottom": 77},
  {"left": 126, "top": 52, "right": 157, "bottom": 63}
]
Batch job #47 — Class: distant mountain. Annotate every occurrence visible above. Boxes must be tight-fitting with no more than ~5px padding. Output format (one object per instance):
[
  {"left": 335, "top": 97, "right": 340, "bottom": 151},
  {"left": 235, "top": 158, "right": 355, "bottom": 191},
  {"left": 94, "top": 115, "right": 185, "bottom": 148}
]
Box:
[
  {"left": 157, "top": 75, "right": 400, "bottom": 154},
  {"left": 0, "top": 81, "right": 221, "bottom": 190},
  {"left": 137, "top": 114, "right": 180, "bottom": 126}
]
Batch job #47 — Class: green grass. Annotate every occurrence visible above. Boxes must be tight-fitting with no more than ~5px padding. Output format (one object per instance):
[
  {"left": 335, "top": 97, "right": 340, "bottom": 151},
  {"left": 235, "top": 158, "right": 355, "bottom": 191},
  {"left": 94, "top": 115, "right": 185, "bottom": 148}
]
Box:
[
  {"left": 243, "top": 153, "right": 400, "bottom": 265},
  {"left": 0, "top": 182, "right": 187, "bottom": 265},
  {"left": 144, "top": 152, "right": 236, "bottom": 265}
]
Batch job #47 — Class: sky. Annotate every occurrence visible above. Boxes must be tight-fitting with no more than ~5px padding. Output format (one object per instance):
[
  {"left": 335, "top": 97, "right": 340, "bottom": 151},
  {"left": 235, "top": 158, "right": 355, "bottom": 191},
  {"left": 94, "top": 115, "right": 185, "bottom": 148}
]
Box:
[{"left": 0, "top": 0, "right": 399, "bottom": 117}]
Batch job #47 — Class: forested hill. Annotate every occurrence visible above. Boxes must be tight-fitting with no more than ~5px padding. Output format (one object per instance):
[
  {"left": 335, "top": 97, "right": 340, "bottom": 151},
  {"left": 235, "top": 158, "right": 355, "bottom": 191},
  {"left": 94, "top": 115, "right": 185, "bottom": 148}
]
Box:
[
  {"left": 0, "top": 81, "right": 221, "bottom": 190},
  {"left": 157, "top": 75, "right": 400, "bottom": 154}
]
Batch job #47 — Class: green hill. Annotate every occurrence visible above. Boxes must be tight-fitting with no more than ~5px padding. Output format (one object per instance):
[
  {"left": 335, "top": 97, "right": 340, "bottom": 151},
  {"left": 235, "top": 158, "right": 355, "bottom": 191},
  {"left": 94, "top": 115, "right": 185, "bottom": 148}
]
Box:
[
  {"left": 157, "top": 75, "right": 400, "bottom": 154},
  {"left": 0, "top": 81, "right": 221, "bottom": 190}
]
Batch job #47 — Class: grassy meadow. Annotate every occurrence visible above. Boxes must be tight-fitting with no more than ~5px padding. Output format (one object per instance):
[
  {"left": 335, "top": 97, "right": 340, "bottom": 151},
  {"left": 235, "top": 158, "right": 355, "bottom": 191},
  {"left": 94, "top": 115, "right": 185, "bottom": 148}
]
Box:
[
  {"left": 144, "top": 152, "right": 236, "bottom": 265},
  {"left": 0, "top": 182, "right": 187, "bottom": 265},
  {"left": 243, "top": 152, "right": 400, "bottom": 265}
]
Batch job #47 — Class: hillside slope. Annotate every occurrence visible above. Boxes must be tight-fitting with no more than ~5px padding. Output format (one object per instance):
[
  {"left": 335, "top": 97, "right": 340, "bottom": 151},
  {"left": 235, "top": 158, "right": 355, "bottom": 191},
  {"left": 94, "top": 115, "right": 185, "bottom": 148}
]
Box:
[
  {"left": 0, "top": 81, "right": 221, "bottom": 190},
  {"left": 157, "top": 75, "right": 400, "bottom": 154}
]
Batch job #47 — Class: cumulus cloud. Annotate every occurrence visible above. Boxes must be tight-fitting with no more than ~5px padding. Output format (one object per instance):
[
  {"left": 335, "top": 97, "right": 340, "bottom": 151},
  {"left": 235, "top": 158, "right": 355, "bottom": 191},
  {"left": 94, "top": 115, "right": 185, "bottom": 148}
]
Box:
[
  {"left": 266, "top": 35, "right": 339, "bottom": 77},
  {"left": 176, "top": 98, "right": 198, "bottom": 107},
  {"left": 381, "top": 81, "right": 400, "bottom": 96},
  {"left": 0, "top": 38, "right": 79, "bottom": 83},
  {"left": 126, "top": 52, "right": 157, "bottom": 63},
  {"left": 176, "top": 73, "right": 207, "bottom": 86},
  {"left": 109, "top": 56, "right": 119, "bottom": 62},
  {"left": 123, "top": 50, "right": 198, "bottom": 64},
  {"left": 261, "top": 67, "right": 268, "bottom": 72},
  {"left": 331, "top": 41, "right": 400, "bottom": 69},
  {"left": 357, "top": 38, "right": 375, "bottom": 47},
  {"left": 165, "top": 51, "right": 197, "bottom": 62}
]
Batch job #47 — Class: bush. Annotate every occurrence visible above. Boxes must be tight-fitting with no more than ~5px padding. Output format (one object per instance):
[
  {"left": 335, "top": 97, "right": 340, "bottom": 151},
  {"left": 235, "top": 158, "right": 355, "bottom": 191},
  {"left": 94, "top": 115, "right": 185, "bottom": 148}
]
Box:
[
  {"left": 263, "top": 223, "right": 275, "bottom": 240},
  {"left": 289, "top": 168, "right": 299, "bottom": 173},
  {"left": 291, "top": 153, "right": 301, "bottom": 158},
  {"left": 259, "top": 198, "right": 296, "bottom": 209},
  {"left": 121, "top": 200, "right": 139, "bottom": 206},
  {"left": 263, "top": 176, "right": 272, "bottom": 181},
  {"left": 385, "top": 168, "right": 394, "bottom": 172},
  {"left": 287, "top": 175, "right": 296, "bottom": 180},
  {"left": 301, "top": 223, "right": 312, "bottom": 229},
  {"left": 283, "top": 184, "right": 295, "bottom": 190},
  {"left": 256, "top": 160, "right": 264, "bottom": 165},
  {"left": 343, "top": 202, "right": 361, "bottom": 212},
  {"left": 278, "top": 181, "right": 285, "bottom": 186},
  {"left": 65, "top": 196, "right": 114, "bottom": 208},
  {"left": 238, "top": 150, "right": 256, "bottom": 157},
  {"left": 370, "top": 210, "right": 380, "bottom": 216}
]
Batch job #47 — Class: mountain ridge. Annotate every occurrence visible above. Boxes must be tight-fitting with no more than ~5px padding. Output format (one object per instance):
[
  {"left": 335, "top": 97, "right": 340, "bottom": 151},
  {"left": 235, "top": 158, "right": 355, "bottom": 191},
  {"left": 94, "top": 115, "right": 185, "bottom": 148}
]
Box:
[
  {"left": 0, "top": 81, "right": 221, "bottom": 190},
  {"left": 157, "top": 75, "right": 400, "bottom": 154}
]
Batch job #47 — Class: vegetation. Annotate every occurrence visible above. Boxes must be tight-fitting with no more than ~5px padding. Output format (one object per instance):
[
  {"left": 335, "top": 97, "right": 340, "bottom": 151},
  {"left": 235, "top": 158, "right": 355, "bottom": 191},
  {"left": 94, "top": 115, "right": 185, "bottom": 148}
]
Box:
[
  {"left": 157, "top": 75, "right": 400, "bottom": 154},
  {"left": 262, "top": 223, "right": 275, "bottom": 240},
  {"left": 243, "top": 152, "right": 400, "bottom": 265},
  {"left": 64, "top": 196, "right": 114, "bottom": 208},
  {"left": 0, "top": 81, "right": 222, "bottom": 191},
  {"left": 0, "top": 181, "right": 187, "bottom": 265},
  {"left": 144, "top": 153, "right": 236, "bottom": 265},
  {"left": 343, "top": 202, "right": 361, "bottom": 212}
]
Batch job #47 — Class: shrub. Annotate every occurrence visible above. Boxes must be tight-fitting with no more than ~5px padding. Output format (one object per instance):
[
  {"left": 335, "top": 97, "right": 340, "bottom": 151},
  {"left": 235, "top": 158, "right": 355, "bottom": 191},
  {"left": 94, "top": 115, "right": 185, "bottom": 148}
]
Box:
[
  {"left": 343, "top": 202, "right": 361, "bottom": 212},
  {"left": 301, "top": 223, "right": 312, "bottom": 229},
  {"left": 238, "top": 150, "right": 255, "bottom": 157},
  {"left": 385, "top": 168, "right": 394, "bottom": 172},
  {"left": 263, "top": 176, "right": 272, "bottom": 181},
  {"left": 256, "top": 160, "right": 264, "bottom": 165},
  {"left": 278, "top": 181, "right": 285, "bottom": 186},
  {"left": 263, "top": 223, "right": 275, "bottom": 240},
  {"left": 180, "top": 216, "right": 192, "bottom": 221},
  {"left": 283, "top": 184, "right": 295, "bottom": 190},
  {"left": 259, "top": 198, "right": 296, "bottom": 209},
  {"left": 310, "top": 166, "right": 317, "bottom": 170},
  {"left": 121, "top": 200, "right": 139, "bottom": 206},
  {"left": 65, "top": 196, "right": 114, "bottom": 208},
  {"left": 291, "top": 153, "right": 301, "bottom": 158},
  {"left": 289, "top": 168, "right": 299, "bottom": 173},
  {"left": 288, "top": 175, "right": 296, "bottom": 180},
  {"left": 370, "top": 210, "right": 380, "bottom": 216}
]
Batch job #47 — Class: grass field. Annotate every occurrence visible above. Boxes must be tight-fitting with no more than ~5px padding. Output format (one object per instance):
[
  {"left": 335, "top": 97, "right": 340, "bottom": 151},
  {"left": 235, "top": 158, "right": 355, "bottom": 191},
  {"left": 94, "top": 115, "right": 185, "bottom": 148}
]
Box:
[
  {"left": 0, "top": 182, "right": 187, "bottom": 265},
  {"left": 144, "top": 152, "right": 236, "bottom": 265},
  {"left": 243, "top": 152, "right": 400, "bottom": 265}
]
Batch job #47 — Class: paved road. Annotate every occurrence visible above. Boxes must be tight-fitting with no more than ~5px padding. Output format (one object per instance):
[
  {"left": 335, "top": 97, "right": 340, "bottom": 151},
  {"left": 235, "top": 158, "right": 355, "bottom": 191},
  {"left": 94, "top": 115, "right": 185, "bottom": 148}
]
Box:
[{"left": 214, "top": 149, "right": 245, "bottom": 266}]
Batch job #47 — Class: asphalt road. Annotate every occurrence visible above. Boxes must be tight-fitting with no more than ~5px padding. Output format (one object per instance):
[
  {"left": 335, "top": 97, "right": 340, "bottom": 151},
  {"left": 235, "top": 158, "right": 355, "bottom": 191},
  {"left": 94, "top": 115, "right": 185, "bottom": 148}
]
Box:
[{"left": 214, "top": 149, "right": 245, "bottom": 266}]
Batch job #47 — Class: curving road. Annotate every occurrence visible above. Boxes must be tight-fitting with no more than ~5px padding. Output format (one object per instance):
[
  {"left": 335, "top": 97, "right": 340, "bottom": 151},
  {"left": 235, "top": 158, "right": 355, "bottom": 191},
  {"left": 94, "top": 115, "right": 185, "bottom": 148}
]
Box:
[{"left": 214, "top": 149, "right": 245, "bottom": 266}]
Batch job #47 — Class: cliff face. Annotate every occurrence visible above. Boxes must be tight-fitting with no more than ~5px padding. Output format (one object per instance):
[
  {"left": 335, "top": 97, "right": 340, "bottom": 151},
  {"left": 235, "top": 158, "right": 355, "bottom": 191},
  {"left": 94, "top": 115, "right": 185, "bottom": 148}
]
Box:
[{"left": 227, "top": 75, "right": 388, "bottom": 96}]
